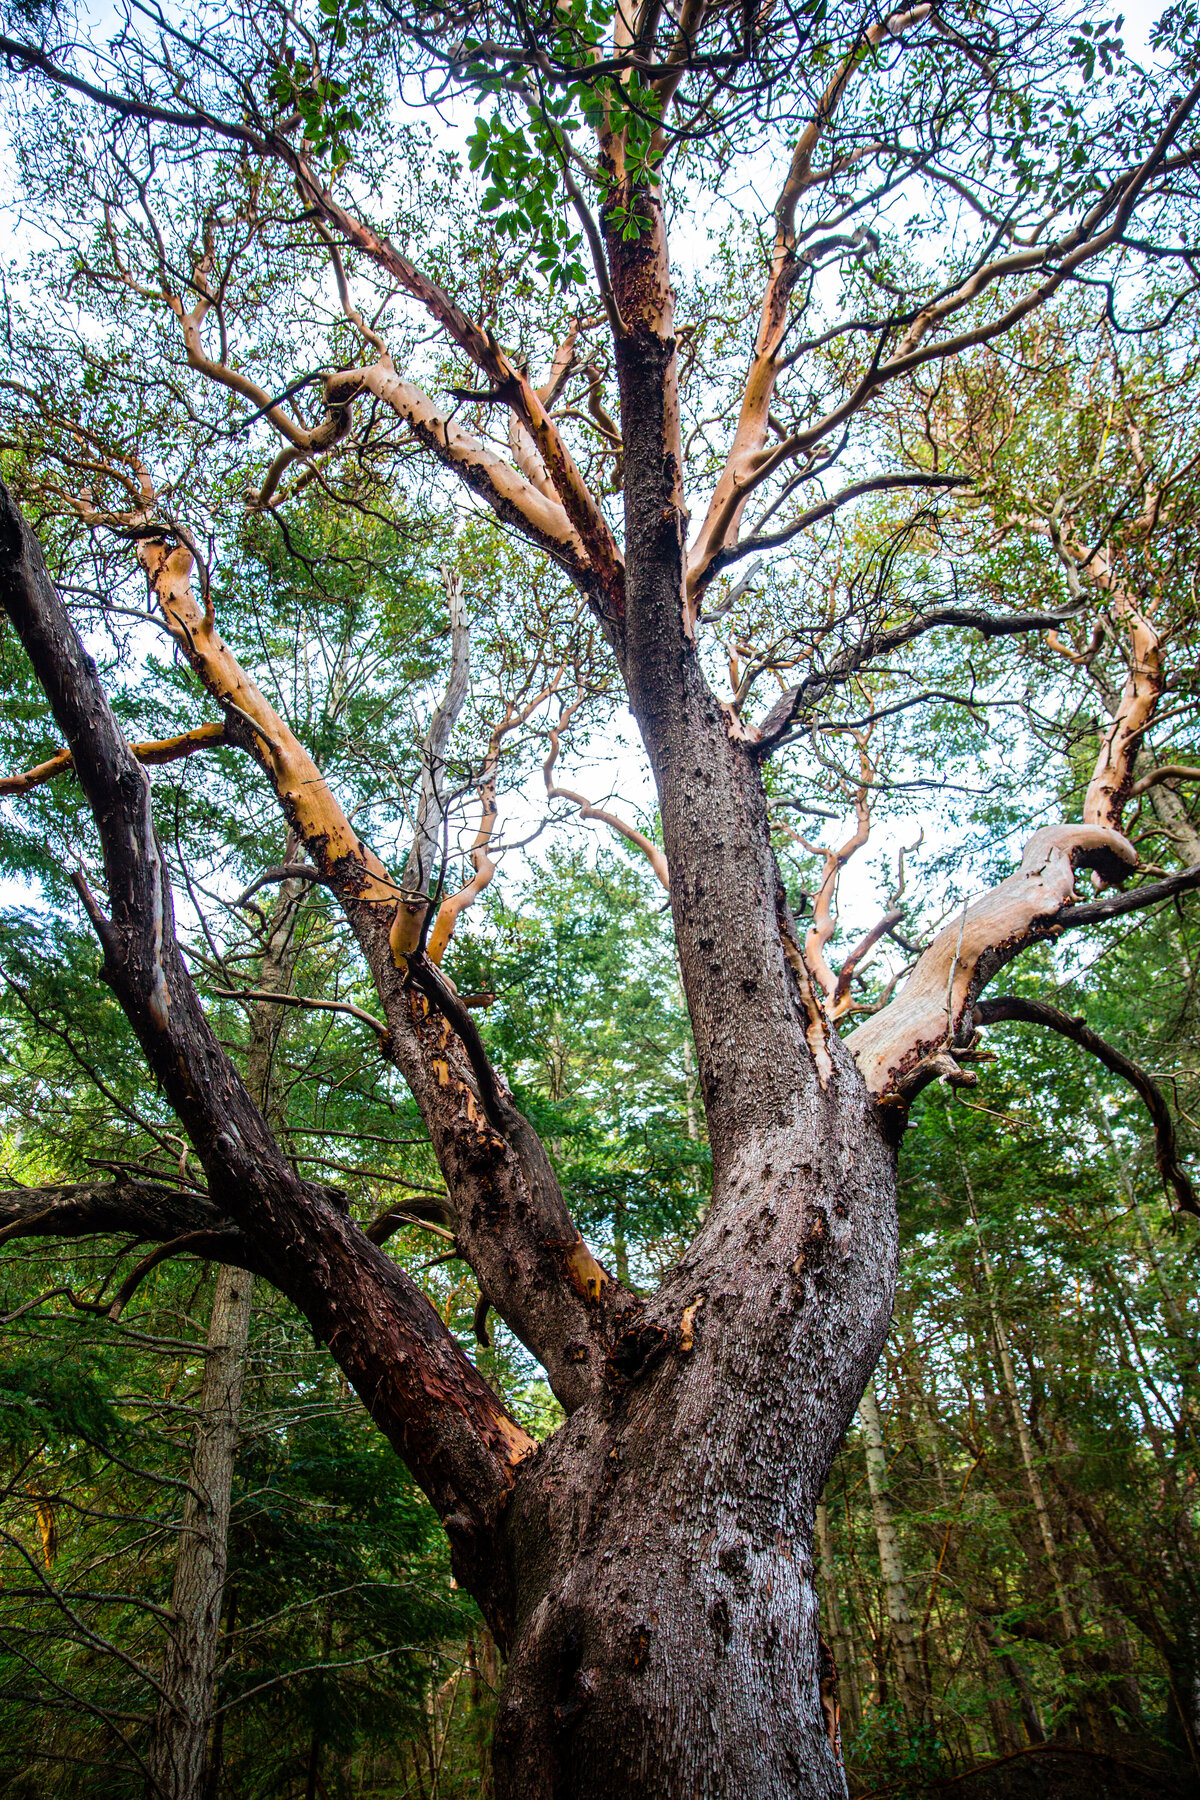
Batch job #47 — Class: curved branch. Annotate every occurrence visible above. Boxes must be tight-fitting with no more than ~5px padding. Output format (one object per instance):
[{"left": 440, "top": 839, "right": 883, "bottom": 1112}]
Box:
[
  {"left": 0, "top": 720, "right": 229, "bottom": 796},
  {"left": 236, "top": 863, "right": 328, "bottom": 906},
  {"left": 685, "top": 6, "right": 934, "bottom": 602},
  {"left": 543, "top": 716, "right": 669, "bottom": 889},
  {"left": 695, "top": 472, "right": 969, "bottom": 596},
  {"left": 846, "top": 824, "right": 1139, "bottom": 1104},
  {"left": 211, "top": 986, "right": 387, "bottom": 1035},
  {"left": 91, "top": 512, "right": 634, "bottom": 1413},
  {"left": 756, "top": 599, "right": 1088, "bottom": 751},
  {"left": 974, "top": 997, "right": 1198, "bottom": 1216},
  {"left": 106, "top": 1230, "right": 266, "bottom": 1317},
  {"left": 1129, "top": 764, "right": 1200, "bottom": 796}
]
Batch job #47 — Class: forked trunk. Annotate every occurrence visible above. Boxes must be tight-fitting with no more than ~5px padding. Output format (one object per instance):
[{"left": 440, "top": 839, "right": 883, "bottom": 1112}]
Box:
[
  {"left": 493, "top": 1057, "right": 895, "bottom": 1799},
  {"left": 491, "top": 319, "right": 898, "bottom": 1784}
]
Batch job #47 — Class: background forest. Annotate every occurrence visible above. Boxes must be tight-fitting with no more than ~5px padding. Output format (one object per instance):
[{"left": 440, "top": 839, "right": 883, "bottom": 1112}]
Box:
[{"left": 0, "top": 0, "right": 1198, "bottom": 1787}]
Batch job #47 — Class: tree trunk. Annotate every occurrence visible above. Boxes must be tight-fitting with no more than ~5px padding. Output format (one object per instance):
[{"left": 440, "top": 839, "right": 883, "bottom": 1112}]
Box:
[
  {"left": 816, "top": 1501, "right": 861, "bottom": 1734},
  {"left": 857, "top": 1377, "right": 927, "bottom": 1726},
  {"left": 144, "top": 1262, "right": 253, "bottom": 1800},
  {"left": 145, "top": 875, "right": 304, "bottom": 1798},
  {"left": 488, "top": 695, "right": 896, "bottom": 1791},
  {"left": 478, "top": 209, "right": 900, "bottom": 1799}
]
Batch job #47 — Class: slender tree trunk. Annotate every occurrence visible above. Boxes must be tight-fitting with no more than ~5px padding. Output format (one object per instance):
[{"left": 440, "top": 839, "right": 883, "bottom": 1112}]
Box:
[
  {"left": 977, "top": 1620, "right": 1045, "bottom": 1746},
  {"left": 145, "top": 877, "right": 304, "bottom": 1798},
  {"left": 857, "top": 1378, "right": 926, "bottom": 1726},
  {"left": 144, "top": 1263, "right": 253, "bottom": 1800},
  {"left": 955, "top": 1144, "right": 1079, "bottom": 1645},
  {"left": 816, "top": 1501, "right": 861, "bottom": 1733},
  {"left": 612, "top": 1197, "right": 630, "bottom": 1287}
]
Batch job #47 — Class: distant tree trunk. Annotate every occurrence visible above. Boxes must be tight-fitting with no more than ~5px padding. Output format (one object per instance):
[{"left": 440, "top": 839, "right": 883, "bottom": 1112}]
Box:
[
  {"left": 145, "top": 1263, "right": 254, "bottom": 1800},
  {"left": 977, "top": 1619, "right": 1045, "bottom": 1746},
  {"left": 816, "top": 1501, "right": 861, "bottom": 1734},
  {"left": 857, "top": 1378, "right": 926, "bottom": 1726},
  {"left": 976, "top": 1624, "right": 1021, "bottom": 1755},
  {"left": 954, "top": 1136, "right": 1080, "bottom": 1648},
  {"left": 145, "top": 875, "right": 305, "bottom": 1798}
]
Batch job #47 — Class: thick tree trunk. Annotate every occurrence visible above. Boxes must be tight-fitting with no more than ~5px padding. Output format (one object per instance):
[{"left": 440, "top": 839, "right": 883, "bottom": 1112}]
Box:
[
  {"left": 489, "top": 578, "right": 897, "bottom": 1791},
  {"left": 493, "top": 1083, "right": 895, "bottom": 1798},
  {"left": 476, "top": 209, "right": 901, "bottom": 1800}
]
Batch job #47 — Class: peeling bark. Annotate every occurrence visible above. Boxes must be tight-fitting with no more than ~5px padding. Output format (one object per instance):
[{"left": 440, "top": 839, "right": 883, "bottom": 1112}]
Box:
[{"left": 846, "top": 825, "right": 1138, "bottom": 1105}]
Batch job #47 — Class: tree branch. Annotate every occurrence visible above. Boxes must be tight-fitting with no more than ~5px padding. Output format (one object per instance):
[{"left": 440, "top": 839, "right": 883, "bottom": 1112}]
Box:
[
  {"left": 974, "top": 997, "right": 1198, "bottom": 1216},
  {"left": 756, "top": 601, "right": 1089, "bottom": 750},
  {"left": 1129, "top": 764, "right": 1200, "bottom": 796},
  {"left": 1058, "top": 861, "right": 1200, "bottom": 929},
  {"left": 81, "top": 517, "right": 635, "bottom": 1414},
  {"left": 0, "top": 720, "right": 229, "bottom": 796},
  {"left": 846, "top": 824, "right": 1141, "bottom": 1106},
  {"left": 0, "top": 1177, "right": 243, "bottom": 1248},
  {"left": 0, "top": 476, "right": 535, "bottom": 1629}
]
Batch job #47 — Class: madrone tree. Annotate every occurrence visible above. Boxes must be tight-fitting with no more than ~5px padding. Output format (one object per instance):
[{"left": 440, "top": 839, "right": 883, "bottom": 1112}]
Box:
[{"left": 2, "top": 1, "right": 1200, "bottom": 1793}]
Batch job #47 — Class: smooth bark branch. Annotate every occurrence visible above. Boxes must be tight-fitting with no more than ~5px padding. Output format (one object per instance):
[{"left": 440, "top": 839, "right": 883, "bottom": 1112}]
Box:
[
  {"left": 1075, "top": 568, "right": 1164, "bottom": 831},
  {"left": 297, "top": 194, "right": 625, "bottom": 614},
  {"left": 846, "top": 824, "right": 1139, "bottom": 1105},
  {"left": 135, "top": 538, "right": 403, "bottom": 914},
  {"left": 131, "top": 527, "right": 636, "bottom": 1412},
  {"left": 686, "top": 6, "right": 933, "bottom": 601},
  {"left": 1131, "top": 763, "right": 1200, "bottom": 794},
  {"left": 354, "top": 361, "right": 610, "bottom": 608},
  {"left": 0, "top": 720, "right": 229, "bottom": 796},
  {"left": 0, "top": 32, "right": 624, "bottom": 610},
  {"left": 803, "top": 746, "right": 872, "bottom": 1016},
  {"left": 544, "top": 710, "right": 670, "bottom": 889},
  {"left": 1060, "top": 861, "right": 1200, "bottom": 927},
  {"left": 974, "top": 996, "right": 1198, "bottom": 1216},
  {"left": 0, "top": 479, "right": 535, "bottom": 1623}
]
